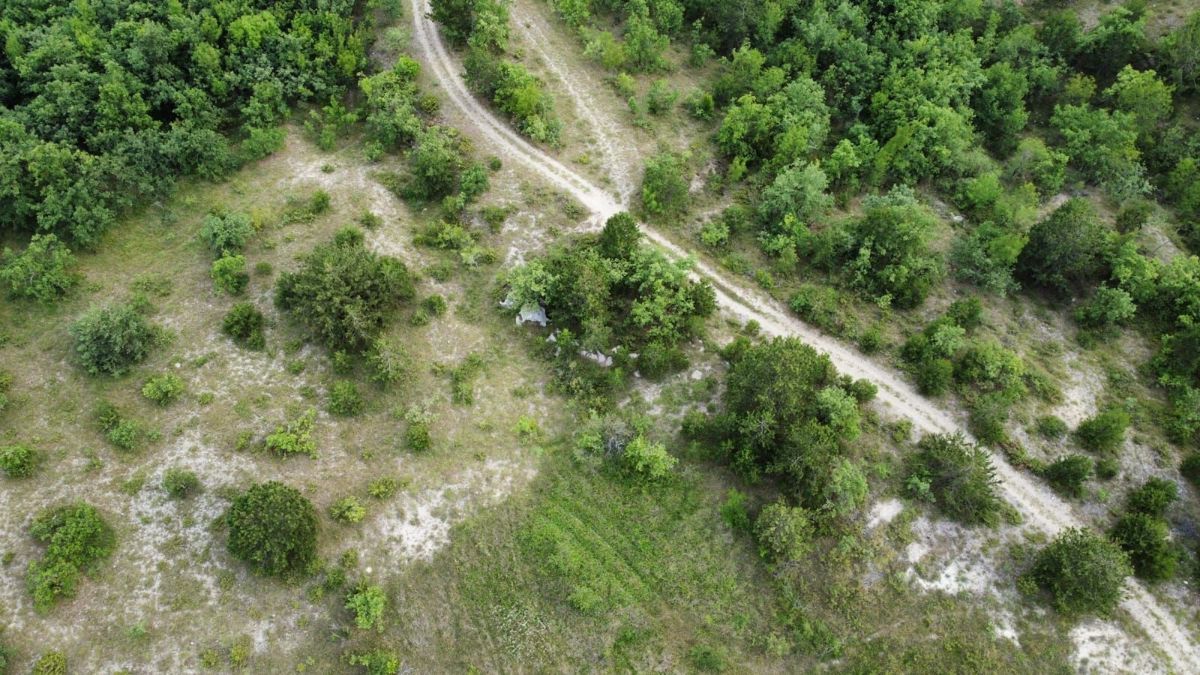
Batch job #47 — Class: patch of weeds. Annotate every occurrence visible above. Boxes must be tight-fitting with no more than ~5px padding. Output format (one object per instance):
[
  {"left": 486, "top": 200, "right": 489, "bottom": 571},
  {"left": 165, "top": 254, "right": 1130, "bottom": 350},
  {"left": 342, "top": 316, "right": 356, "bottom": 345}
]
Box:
[
  {"left": 265, "top": 407, "right": 318, "bottom": 458},
  {"left": 447, "top": 353, "right": 485, "bottom": 405},
  {"left": 404, "top": 405, "right": 434, "bottom": 452},
  {"left": 96, "top": 402, "right": 144, "bottom": 452},
  {"left": 330, "top": 496, "right": 367, "bottom": 524},
  {"left": 368, "top": 476, "right": 406, "bottom": 499}
]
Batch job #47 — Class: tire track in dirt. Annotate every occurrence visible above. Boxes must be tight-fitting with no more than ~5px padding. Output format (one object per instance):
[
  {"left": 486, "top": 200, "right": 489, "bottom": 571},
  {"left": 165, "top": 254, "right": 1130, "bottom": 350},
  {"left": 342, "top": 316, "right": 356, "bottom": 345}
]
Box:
[
  {"left": 406, "top": 1, "right": 1200, "bottom": 669},
  {"left": 508, "top": 0, "right": 640, "bottom": 203}
]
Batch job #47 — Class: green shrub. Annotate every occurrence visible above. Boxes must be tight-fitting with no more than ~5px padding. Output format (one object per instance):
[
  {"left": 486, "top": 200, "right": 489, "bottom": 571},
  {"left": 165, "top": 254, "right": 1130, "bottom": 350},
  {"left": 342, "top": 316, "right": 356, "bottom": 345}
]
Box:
[
  {"left": 1043, "top": 455, "right": 1093, "bottom": 498},
  {"left": 754, "top": 500, "right": 814, "bottom": 562},
  {"left": 618, "top": 435, "right": 677, "bottom": 482},
  {"left": 226, "top": 482, "right": 318, "bottom": 577},
  {"left": 0, "top": 370, "right": 10, "bottom": 416},
  {"left": 211, "top": 254, "right": 249, "bottom": 295},
  {"left": 1028, "top": 528, "right": 1131, "bottom": 616},
  {"left": 906, "top": 434, "right": 1002, "bottom": 526},
  {"left": 0, "top": 444, "right": 39, "bottom": 478},
  {"left": 275, "top": 232, "right": 414, "bottom": 353},
  {"left": 330, "top": 496, "right": 367, "bottom": 524},
  {"left": 346, "top": 582, "right": 386, "bottom": 630},
  {"left": 328, "top": 381, "right": 365, "bottom": 417},
  {"left": 31, "top": 651, "right": 67, "bottom": 675},
  {"left": 1075, "top": 409, "right": 1130, "bottom": 453},
  {"left": 368, "top": 477, "right": 402, "bottom": 499},
  {"left": 163, "top": 468, "right": 201, "bottom": 499},
  {"left": 142, "top": 373, "right": 185, "bottom": 406},
  {"left": 1110, "top": 512, "right": 1177, "bottom": 581},
  {"left": 366, "top": 339, "right": 412, "bottom": 388},
  {"left": 222, "top": 302, "right": 266, "bottom": 350},
  {"left": 348, "top": 649, "right": 401, "bottom": 675},
  {"left": 916, "top": 357, "right": 955, "bottom": 396},
  {"left": 1125, "top": 478, "right": 1178, "bottom": 518},
  {"left": 405, "top": 409, "right": 432, "bottom": 452},
  {"left": 720, "top": 489, "right": 752, "bottom": 532},
  {"left": 96, "top": 402, "right": 143, "bottom": 451},
  {"left": 1095, "top": 457, "right": 1120, "bottom": 480},
  {"left": 265, "top": 408, "right": 318, "bottom": 457},
  {"left": 641, "top": 151, "right": 690, "bottom": 219},
  {"left": 70, "top": 302, "right": 160, "bottom": 376},
  {"left": 200, "top": 212, "right": 254, "bottom": 256},
  {"left": 26, "top": 503, "right": 115, "bottom": 610},
  {"left": 1036, "top": 415, "right": 1068, "bottom": 439},
  {"left": 1181, "top": 453, "right": 1200, "bottom": 486},
  {"left": 0, "top": 234, "right": 78, "bottom": 303}
]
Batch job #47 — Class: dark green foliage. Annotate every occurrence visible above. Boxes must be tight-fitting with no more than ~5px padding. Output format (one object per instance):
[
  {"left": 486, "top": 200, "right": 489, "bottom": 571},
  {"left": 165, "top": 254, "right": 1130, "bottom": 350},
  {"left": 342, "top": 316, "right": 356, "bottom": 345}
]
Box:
[
  {"left": 276, "top": 232, "right": 414, "bottom": 353},
  {"left": 163, "top": 468, "right": 201, "bottom": 499},
  {"left": 1028, "top": 528, "right": 1131, "bottom": 616},
  {"left": 211, "top": 254, "right": 249, "bottom": 295},
  {"left": 1036, "top": 416, "right": 1069, "bottom": 440},
  {"left": 70, "top": 301, "right": 160, "bottom": 376},
  {"left": 0, "top": 3, "right": 365, "bottom": 246},
  {"left": 719, "top": 489, "right": 751, "bottom": 533},
  {"left": 1125, "top": 478, "right": 1178, "bottom": 519},
  {"left": 641, "top": 152, "right": 690, "bottom": 219},
  {"left": 507, "top": 213, "right": 713, "bottom": 398},
  {"left": 972, "top": 62, "right": 1029, "bottom": 156},
  {"left": 226, "top": 482, "right": 318, "bottom": 578},
  {"left": 142, "top": 373, "right": 184, "bottom": 406},
  {"left": 1116, "top": 199, "right": 1153, "bottom": 233},
  {"left": 753, "top": 500, "right": 814, "bottom": 562},
  {"left": 328, "top": 381, "right": 365, "bottom": 417},
  {"left": 1017, "top": 199, "right": 1110, "bottom": 296},
  {"left": 0, "top": 234, "right": 78, "bottom": 302},
  {"left": 222, "top": 302, "right": 266, "bottom": 350},
  {"left": 718, "top": 337, "right": 866, "bottom": 512},
  {"left": 1110, "top": 513, "right": 1177, "bottom": 582},
  {"left": 906, "top": 434, "right": 1002, "bottom": 526},
  {"left": 1042, "top": 455, "right": 1093, "bottom": 498},
  {"left": 1181, "top": 453, "right": 1200, "bottom": 487},
  {"left": 808, "top": 188, "right": 943, "bottom": 309},
  {"left": 199, "top": 213, "right": 254, "bottom": 257},
  {"left": 26, "top": 503, "right": 116, "bottom": 610},
  {"left": 1075, "top": 408, "right": 1130, "bottom": 454},
  {"left": 0, "top": 444, "right": 39, "bottom": 478}
]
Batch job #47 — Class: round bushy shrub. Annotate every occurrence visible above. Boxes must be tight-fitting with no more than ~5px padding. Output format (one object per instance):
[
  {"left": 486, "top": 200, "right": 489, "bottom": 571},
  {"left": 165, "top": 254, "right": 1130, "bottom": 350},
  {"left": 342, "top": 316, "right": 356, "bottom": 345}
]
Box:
[
  {"left": 0, "top": 444, "right": 39, "bottom": 478},
  {"left": 211, "top": 254, "right": 249, "bottom": 295},
  {"left": 1075, "top": 408, "right": 1130, "bottom": 453},
  {"left": 200, "top": 212, "right": 254, "bottom": 256},
  {"left": 1125, "top": 478, "right": 1178, "bottom": 518},
  {"left": 222, "top": 302, "right": 266, "bottom": 350},
  {"left": 1028, "top": 528, "right": 1131, "bottom": 616},
  {"left": 906, "top": 433, "right": 1002, "bottom": 526},
  {"left": 345, "top": 582, "right": 386, "bottom": 630},
  {"left": 328, "top": 381, "right": 364, "bottom": 417},
  {"left": 618, "top": 435, "right": 677, "bottom": 483},
  {"left": 27, "top": 503, "right": 116, "bottom": 610},
  {"left": 31, "top": 651, "right": 67, "bottom": 675},
  {"left": 330, "top": 496, "right": 367, "bottom": 524},
  {"left": 226, "top": 482, "right": 318, "bottom": 577},
  {"left": 754, "top": 500, "right": 814, "bottom": 563},
  {"left": 1043, "top": 455, "right": 1093, "bottom": 498},
  {"left": 142, "top": 373, "right": 185, "bottom": 406},
  {"left": 70, "top": 302, "right": 159, "bottom": 376},
  {"left": 0, "top": 234, "right": 78, "bottom": 303},
  {"left": 1110, "top": 512, "right": 1177, "bottom": 582},
  {"left": 162, "top": 468, "right": 201, "bottom": 499}
]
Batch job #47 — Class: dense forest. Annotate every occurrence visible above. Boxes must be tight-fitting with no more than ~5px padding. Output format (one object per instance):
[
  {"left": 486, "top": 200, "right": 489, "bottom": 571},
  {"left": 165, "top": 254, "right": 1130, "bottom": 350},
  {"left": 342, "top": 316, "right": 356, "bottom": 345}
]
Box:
[{"left": 0, "top": 0, "right": 369, "bottom": 247}]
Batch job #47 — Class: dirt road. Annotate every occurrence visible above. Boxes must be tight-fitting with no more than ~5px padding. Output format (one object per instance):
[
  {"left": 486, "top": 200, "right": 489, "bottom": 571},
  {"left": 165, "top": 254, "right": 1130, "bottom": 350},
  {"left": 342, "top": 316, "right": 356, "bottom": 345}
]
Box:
[{"left": 406, "top": 0, "right": 1200, "bottom": 669}]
